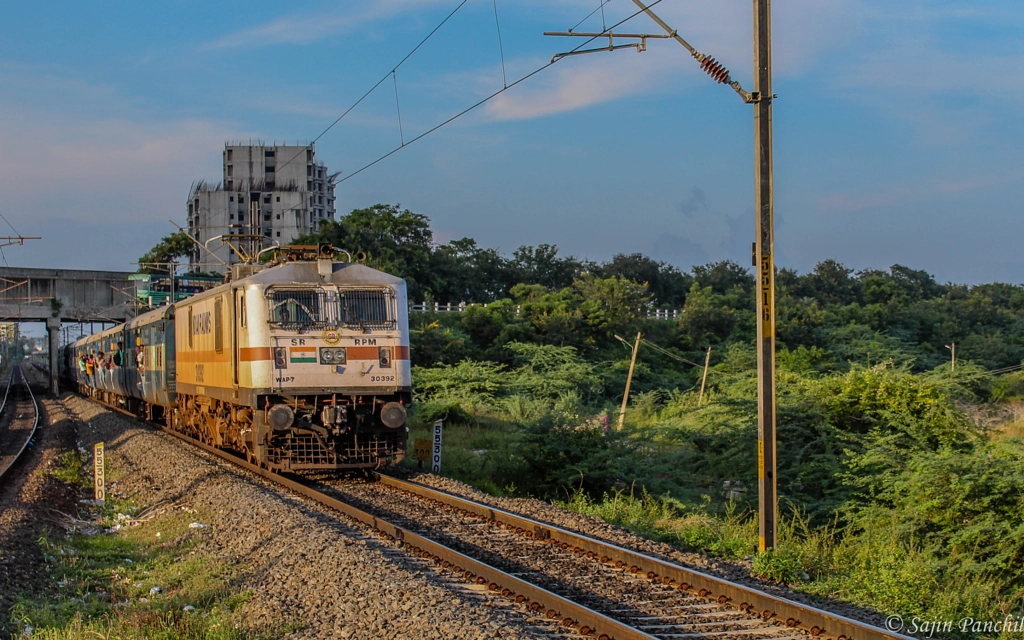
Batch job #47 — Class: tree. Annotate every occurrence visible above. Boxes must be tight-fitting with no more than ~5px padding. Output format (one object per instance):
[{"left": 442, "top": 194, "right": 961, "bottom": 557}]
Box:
[
  {"left": 805, "top": 259, "right": 860, "bottom": 306},
  {"left": 690, "top": 260, "right": 754, "bottom": 298},
  {"left": 600, "top": 253, "right": 692, "bottom": 307},
  {"left": 138, "top": 231, "right": 194, "bottom": 274},
  {"left": 675, "top": 283, "right": 738, "bottom": 350},
  {"left": 429, "top": 238, "right": 513, "bottom": 302},
  {"left": 511, "top": 244, "right": 591, "bottom": 291},
  {"left": 299, "top": 203, "right": 434, "bottom": 299}
]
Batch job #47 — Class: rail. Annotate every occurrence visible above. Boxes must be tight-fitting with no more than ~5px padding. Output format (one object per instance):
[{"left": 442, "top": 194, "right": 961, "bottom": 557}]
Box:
[{"left": 0, "top": 365, "right": 41, "bottom": 482}]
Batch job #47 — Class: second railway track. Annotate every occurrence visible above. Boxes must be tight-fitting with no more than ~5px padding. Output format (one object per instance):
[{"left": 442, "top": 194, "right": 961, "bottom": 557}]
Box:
[
  {"left": 0, "top": 365, "right": 41, "bottom": 483},
  {"left": 85, "top": 392, "right": 909, "bottom": 640}
]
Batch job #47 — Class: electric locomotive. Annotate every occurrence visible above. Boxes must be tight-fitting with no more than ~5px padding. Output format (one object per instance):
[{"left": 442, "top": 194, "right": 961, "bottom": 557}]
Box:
[{"left": 65, "top": 245, "right": 411, "bottom": 471}]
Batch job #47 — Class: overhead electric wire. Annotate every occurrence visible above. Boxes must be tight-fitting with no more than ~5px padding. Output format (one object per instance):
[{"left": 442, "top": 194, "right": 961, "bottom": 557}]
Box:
[
  {"left": 273, "top": 0, "right": 473, "bottom": 178},
  {"left": 493, "top": 0, "right": 507, "bottom": 88},
  {"left": 393, "top": 71, "right": 405, "bottom": 146},
  {"left": 570, "top": 0, "right": 613, "bottom": 33},
  {"left": 337, "top": 0, "right": 665, "bottom": 184},
  {"left": 0, "top": 213, "right": 21, "bottom": 238},
  {"left": 640, "top": 338, "right": 705, "bottom": 368},
  {"left": 189, "top": 0, "right": 659, "bottom": 243}
]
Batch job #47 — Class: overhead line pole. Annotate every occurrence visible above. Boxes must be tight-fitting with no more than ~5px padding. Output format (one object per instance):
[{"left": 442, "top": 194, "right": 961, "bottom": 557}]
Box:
[
  {"left": 546, "top": 0, "right": 778, "bottom": 550},
  {"left": 753, "top": 0, "right": 777, "bottom": 553}
]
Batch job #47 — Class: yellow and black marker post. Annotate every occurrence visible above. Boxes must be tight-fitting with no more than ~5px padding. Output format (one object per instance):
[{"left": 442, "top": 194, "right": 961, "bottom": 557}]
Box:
[{"left": 93, "top": 442, "right": 105, "bottom": 504}]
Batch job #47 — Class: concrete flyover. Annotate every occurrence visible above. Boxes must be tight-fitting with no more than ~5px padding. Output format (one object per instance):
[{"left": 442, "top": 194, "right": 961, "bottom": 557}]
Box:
[
  {"left": 0, "top": 267, "right": 138, "bottom": 394},
  {"left": 0, "top": 267, "right": 137, "bottom": 324}
]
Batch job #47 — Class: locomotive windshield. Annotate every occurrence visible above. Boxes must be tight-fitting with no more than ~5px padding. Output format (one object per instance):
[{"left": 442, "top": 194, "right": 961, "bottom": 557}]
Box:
[{"left": 268, "top": 287, "right": 396, "bottom": 330}]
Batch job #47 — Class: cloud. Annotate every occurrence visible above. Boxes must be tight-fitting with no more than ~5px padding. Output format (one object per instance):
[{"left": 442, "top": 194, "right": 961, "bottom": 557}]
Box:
[
  {"left": 679, "top": 187, "right": 709, "bottom": 218},
  {"left": 0, "top": 107, "right": 234, "bottom": 218},
  {"left": 484, "top": 52, "right": 665, "bottom": 120},
  {"left": 813, "top": 169, "right": 1024, "bottom": 216},
  {"left": 478, "top": 0, "right": 1022, "bottom": 127},
  {"left": 204, "top": 0, "right": 451, "bottom": 50},
  {"left": 480, "top": 0, "right": 864, "bottom": 121},
  {"left": 0, "top": 66, "right": 241, "bottom": 270}
]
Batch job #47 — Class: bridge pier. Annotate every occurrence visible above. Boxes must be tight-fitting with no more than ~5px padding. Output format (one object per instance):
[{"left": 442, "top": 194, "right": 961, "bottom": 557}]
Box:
[{"left": 46, "top": 317, "right": 59, "bottom": 395}]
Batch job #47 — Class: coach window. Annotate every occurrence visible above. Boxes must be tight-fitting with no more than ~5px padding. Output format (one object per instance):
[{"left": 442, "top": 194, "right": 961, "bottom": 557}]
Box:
[
  {"left": 239, "top": 293, "right": 247, "bottom": 328},
  {"left": 214, "top": 297, "right": 224, "bottom": 353}
]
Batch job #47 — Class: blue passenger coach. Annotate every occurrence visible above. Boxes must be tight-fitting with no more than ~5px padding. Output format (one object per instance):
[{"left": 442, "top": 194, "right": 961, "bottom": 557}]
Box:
[{"left": 64, "top": 305, "right": 176, "bottom": 421}]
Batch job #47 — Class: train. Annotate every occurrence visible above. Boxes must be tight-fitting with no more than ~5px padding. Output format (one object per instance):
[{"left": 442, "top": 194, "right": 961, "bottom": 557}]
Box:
[{"left": 61, "top": 245, "right": 411, "bottom": 471}]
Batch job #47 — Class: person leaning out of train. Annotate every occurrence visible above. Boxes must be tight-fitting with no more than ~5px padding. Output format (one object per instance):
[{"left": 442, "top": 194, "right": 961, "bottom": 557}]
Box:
[
  {"left": 113, "top": 342, "right": 125, "bottom": 368},
  {"left": 136, "top": 340, "right": 146, "bottom": 390},
  {"left": 85, "top": 352, "right": 95, "bottom": 385}
]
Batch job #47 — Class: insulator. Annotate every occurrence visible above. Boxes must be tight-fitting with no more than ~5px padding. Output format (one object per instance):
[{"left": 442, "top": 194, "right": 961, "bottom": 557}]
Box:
[{"left": 699, "top": 56, "right": 730, "bottom": 84}]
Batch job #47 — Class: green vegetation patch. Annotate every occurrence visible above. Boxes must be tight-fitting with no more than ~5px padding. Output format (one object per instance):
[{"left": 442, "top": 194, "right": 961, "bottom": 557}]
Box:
[{"left": 8, "top": 450, "right": 265, "bottom": 639}]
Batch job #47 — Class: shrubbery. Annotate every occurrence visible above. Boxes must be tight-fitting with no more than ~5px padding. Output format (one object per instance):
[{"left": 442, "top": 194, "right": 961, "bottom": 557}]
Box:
[{"left": 304, "top": 203, "right": 1024, "bottom": 635}]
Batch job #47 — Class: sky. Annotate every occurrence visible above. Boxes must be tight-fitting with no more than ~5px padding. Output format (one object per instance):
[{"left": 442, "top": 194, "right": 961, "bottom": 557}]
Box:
[{"left": 1, "top": 0, "right": 1023, "bottom": 285}]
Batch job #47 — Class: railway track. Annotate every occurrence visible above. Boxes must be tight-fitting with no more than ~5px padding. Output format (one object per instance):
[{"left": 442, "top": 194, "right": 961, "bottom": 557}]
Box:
[
  {"left": 317, "top": 475, "right": 911, "bottom": 640},
  {"left": 0, "top": 365, "right": 41, "bottom": 483},
  {"left": 79, "top": 390, "right": 909, "bottom": 640}
]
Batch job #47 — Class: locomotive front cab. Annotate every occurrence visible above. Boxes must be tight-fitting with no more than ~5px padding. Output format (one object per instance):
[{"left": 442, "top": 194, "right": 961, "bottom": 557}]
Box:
[{"left": 245, "top": 265, "right": 412, "bottom": 471}]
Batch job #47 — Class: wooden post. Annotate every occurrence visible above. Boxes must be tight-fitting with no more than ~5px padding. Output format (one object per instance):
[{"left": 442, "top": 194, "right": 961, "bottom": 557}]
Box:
[
  {"left": 617, "top": 332, "right": 642, "bottom": 430},
  {"left": 698, "top": 347, "right": 712, "bottom": 406}
]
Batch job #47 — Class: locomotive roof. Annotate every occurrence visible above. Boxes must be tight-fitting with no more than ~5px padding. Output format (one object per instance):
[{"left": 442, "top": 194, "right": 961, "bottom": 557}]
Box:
[{"left": 239, "top": 261, "right": 405, "bottom": 287}]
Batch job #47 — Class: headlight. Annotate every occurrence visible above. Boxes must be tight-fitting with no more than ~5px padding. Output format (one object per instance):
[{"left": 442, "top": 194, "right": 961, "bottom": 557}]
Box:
[
  {"left": 267, "top": 404, "right": 295, "bottom": 431},
  {"left": 320, "top": 348, "right": 334, "bottom": 364},
  {"left": 334, "top": 348, "right": 347, "bottom": 364},
  {"left": 380, "top": 401, "right": 406, "bottom": 428}
]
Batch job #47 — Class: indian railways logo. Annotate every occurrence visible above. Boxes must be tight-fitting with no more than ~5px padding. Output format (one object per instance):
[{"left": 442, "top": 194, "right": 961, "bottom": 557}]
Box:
[
  {"left": 192, "top": 311, "right": 211, "bottom": 335},
  {"left": 322, "top": 328, "right": 341, "bottom": 345}
]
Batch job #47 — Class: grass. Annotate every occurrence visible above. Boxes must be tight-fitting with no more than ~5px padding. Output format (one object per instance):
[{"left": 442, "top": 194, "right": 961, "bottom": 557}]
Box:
[
  {"left": 557, "top": 487, "right": 758, "bottom": 559},
  {"left": 404, "top": 387, "right": 1024, "bottom": 639},
  {"left": 403, "top": 417, "right": 524, "bottom": 496},
  {"left": 8, "top": 446, "right": 269, "bottom": 639},
  {"left": 556, "top": 488, "right": 1024, "bottom": 638}
]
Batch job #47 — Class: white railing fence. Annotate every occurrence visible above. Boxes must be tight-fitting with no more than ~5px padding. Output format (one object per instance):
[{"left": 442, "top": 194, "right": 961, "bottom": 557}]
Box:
[{"left": 408, "top": 302, "right": 681, "bottom": 320}]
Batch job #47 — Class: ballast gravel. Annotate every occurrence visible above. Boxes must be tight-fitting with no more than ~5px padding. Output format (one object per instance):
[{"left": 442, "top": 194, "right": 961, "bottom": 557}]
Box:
[{"left": 54, "top": 394, "right": 558, "bottom": 640}]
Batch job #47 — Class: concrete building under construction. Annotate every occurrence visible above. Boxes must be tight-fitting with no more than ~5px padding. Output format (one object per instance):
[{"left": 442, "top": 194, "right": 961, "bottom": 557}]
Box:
[{"left": 187, "top": 142, "right": 338, "bottom": 273}]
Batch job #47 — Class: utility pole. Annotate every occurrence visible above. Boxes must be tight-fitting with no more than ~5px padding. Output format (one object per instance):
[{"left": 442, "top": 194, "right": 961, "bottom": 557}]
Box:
[
  {"left": 616, "top": 332, "right": 643, "bottom": 430},
  {"left": 946, "top": 343, "right": 956, "bottom": 370},
  {"left": 698, "top": 347, "right": 712, "bottom": 406},
  {"left": 753, "top": 0, "right": 777, "bottom": 553}
]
